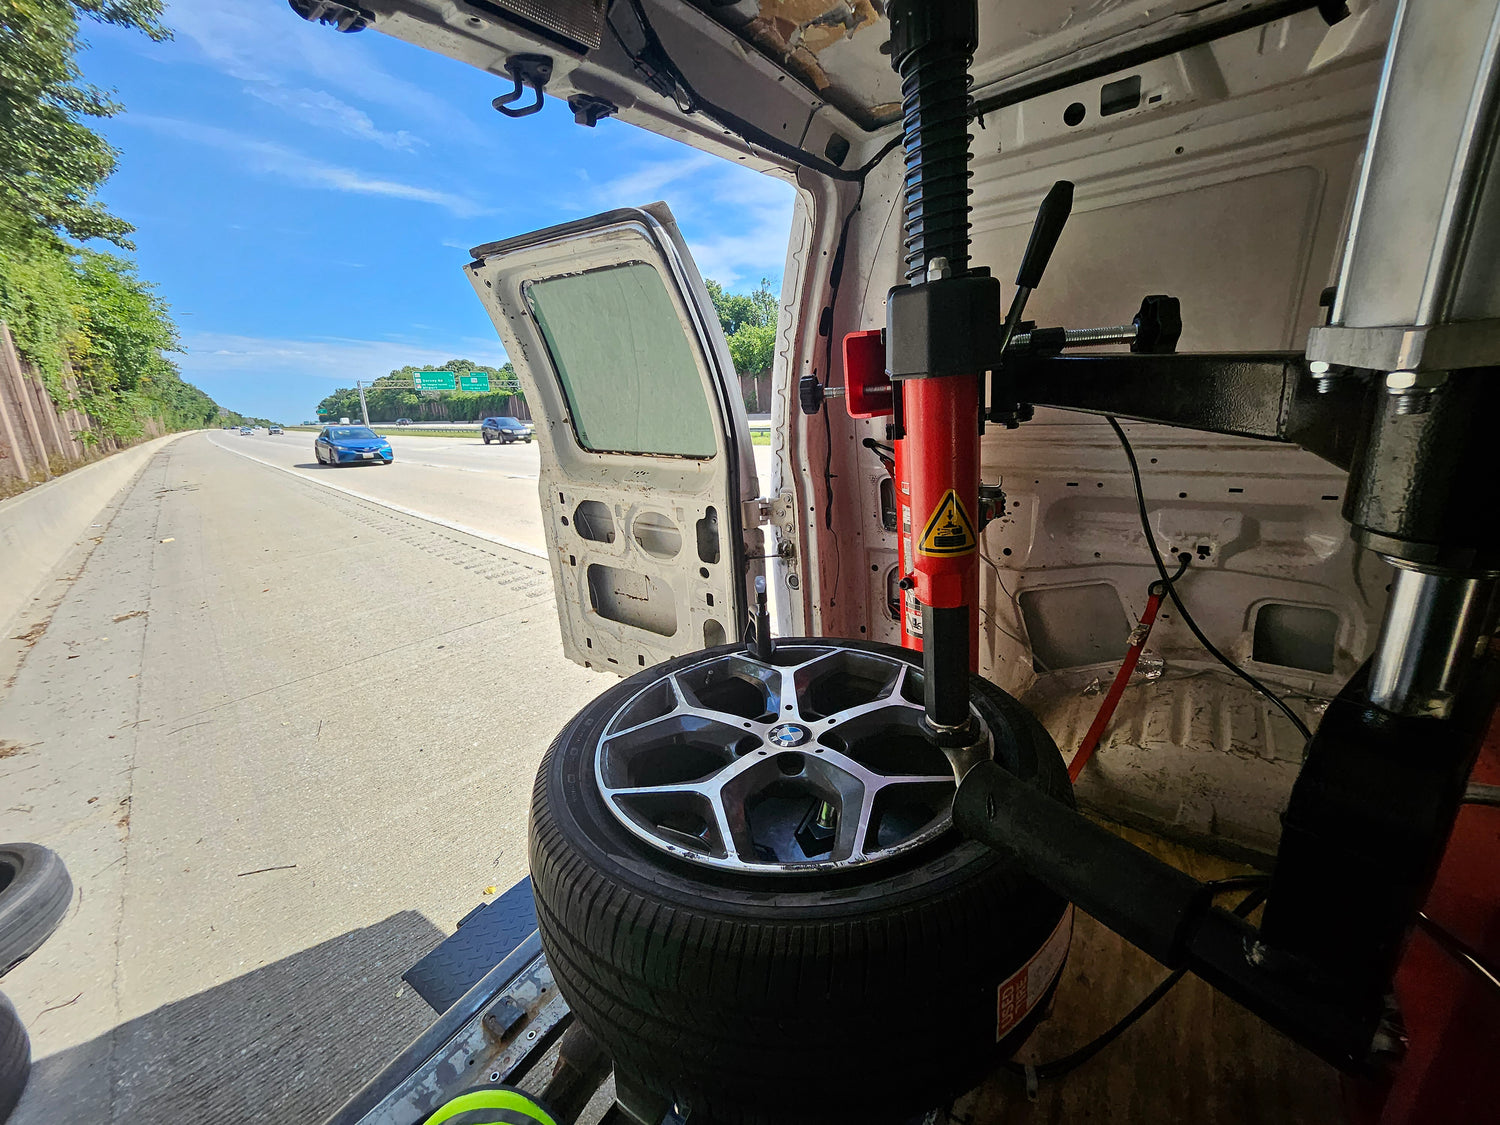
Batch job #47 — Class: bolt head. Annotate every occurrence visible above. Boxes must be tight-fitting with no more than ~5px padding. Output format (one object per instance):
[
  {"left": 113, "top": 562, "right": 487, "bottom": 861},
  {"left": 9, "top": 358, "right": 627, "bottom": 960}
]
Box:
[
  {"left": 1308, "top": 360, "right": 1331, "bottom": 375},
  {"left": 926, "top": 256, "right": 951, "bottom": 282},
  {"left": 1386, "top": 370, "right": 1418, "bottom": 391}
]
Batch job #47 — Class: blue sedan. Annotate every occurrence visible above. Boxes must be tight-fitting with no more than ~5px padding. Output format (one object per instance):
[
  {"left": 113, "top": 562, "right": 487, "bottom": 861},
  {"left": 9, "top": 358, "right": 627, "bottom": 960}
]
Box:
[{"left": 315, "top": 425, "right": 393, "bottom": 466}]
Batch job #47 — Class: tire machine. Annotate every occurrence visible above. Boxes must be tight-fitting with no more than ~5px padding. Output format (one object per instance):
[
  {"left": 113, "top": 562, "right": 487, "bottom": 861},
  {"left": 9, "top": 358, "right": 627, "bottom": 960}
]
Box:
[{"left": 798, "top": 0, "right": 1500, "bottom": 1114}]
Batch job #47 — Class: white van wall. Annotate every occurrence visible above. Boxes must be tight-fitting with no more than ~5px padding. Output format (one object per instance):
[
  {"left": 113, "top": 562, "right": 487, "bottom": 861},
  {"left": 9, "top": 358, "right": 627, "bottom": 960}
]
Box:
[{"left": 804, "top": 4, "right": 1398, "bottom": 856}]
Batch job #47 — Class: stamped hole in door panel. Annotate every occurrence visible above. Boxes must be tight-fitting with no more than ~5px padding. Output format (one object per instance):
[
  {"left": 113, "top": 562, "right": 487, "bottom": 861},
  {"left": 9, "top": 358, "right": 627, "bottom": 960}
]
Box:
[
  {"left": 587, "top": 564, "right": 678, "bottom": 637},
  {"left": 696, "top": 506, "right": 721, "bottom": 565},
  {"left": 574, "top": 500, "right": 615, "bottom": 543},
  {"left": 1253, "top": 603, "right": 1339, "bottom": 674},
  {"left": 634, "top": 511, "right": 682, "bottom": 559}
]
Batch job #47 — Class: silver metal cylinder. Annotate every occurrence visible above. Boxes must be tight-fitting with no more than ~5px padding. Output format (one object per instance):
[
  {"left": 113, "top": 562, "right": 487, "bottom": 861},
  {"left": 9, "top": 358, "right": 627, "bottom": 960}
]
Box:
[
  {"left": 1368, "top": 562, "right": 1499, "bottom": 716},
  {"left": 1007, "top": 324, "right": 1135, "bottom": 351}
]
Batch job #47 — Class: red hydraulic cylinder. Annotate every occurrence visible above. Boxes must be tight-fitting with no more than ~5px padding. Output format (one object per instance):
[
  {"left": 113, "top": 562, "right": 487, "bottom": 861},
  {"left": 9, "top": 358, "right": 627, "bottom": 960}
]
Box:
[{"left": 896, "top": 373, "right": 981, "bottom": 673}]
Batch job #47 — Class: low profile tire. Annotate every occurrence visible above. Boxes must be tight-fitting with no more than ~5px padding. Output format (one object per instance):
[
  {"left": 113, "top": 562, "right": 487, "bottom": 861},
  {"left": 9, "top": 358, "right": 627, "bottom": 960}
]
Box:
[
  {"left": 0, "top": 844, "right": 71, "bottom": 978},
  {"left": 0, "top": 992, "right": 28, "bottom": 1124},
  {"left": 529, "top": 640, "right": 1072, "bottom": 1125}
]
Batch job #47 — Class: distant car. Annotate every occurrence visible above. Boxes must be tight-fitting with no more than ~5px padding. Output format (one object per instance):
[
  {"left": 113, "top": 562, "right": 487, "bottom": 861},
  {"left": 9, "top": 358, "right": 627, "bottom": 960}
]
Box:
[
  {"left": 396, "top": 418, "right": 413, "bottom": 426},
  {"left": 239, "top": 426, "right": 252, "bottom": 435},
  {"left": 268, "top": 425, "right": 284, "bottom": 435},
  {"left": 481, "top": 416, "right": 533, "bottom": 445},
  {"left": 316, "top": 425, "right": 393, "bottom": 466}
]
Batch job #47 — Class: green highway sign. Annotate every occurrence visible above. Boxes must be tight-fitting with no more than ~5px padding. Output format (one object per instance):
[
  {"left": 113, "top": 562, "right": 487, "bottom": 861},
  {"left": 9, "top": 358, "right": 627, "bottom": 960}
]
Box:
[
  {"left": 414, "top": 370, "right": 457, "bottom": 391},
  {"left": 458, "top": 372, "right": 491, "bottom": 392}
]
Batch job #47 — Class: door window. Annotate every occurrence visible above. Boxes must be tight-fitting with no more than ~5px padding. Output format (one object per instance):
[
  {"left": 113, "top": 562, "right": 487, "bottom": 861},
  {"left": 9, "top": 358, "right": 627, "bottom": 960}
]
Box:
[{"left": 524, "top": 262, "right": 718, "bottom": 458}]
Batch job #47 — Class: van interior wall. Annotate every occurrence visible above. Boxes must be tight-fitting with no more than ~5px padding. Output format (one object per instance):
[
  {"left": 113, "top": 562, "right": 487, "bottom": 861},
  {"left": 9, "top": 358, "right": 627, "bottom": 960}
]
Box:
[{"left": 814, "top": 6, "right": 1397, "bottom": 857}]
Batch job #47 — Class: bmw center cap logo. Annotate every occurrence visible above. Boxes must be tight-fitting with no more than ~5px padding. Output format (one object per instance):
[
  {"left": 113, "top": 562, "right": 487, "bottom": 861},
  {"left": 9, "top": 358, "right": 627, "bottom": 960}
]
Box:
[{"left": 768, "top": 722, "right": 811, "bottom": 748}]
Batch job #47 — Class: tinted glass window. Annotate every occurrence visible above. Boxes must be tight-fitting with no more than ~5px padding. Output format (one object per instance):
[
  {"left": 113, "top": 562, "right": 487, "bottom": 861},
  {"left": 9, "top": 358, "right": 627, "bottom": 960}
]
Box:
[
  {"left": 525, "top": 262, "right": 717, "bottom": 458},
  {"left": 329, "top": 427, "right": 378, "bottom": 440}
]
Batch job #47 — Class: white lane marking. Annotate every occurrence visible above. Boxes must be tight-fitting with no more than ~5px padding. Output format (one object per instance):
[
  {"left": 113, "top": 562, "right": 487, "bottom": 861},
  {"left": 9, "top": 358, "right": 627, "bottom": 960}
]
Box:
[
  {"left": 251, "top": 436, "right": 540, "bottom": 480},
  {"left": 206, "top": 436, "right": 547, "bottom": 560},
  {"left": 376, "top": 456, "right": 538, "bottom": 479}
]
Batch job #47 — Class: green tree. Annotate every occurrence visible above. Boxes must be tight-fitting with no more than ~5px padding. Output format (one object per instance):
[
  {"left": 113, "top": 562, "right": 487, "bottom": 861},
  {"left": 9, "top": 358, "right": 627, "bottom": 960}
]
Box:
[
  {"left": 708, "top": 277, "right": 786, "bottom": 379},
  {"left": 316, "top": 360, "right": 527, "bottom": 424},
  {"left": 0, "top": 0, "right": 171, "bottom": 247},
  {"left": 727, "top": 322, "right": 775, "bottom": 376},
  {"left": 705, "top": 277, "right": 777, "bottom": 337},
  {"left": 0, "top": 1, "right": 254, "bottom": 448},
  {"left": 706, "top": 277, "right": 778, "bottom": 377}
]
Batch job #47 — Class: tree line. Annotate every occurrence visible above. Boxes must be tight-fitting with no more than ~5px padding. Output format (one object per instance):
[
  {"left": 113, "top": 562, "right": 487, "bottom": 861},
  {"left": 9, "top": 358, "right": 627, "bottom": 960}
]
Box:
[
  {"left": 317, "top": 278, "right": 777, "bottom": 424},
  {"left": 0, "top": 0, "right": 256, "bottom": 445},
  {"left": 314, "top": 360, "right": 530, "bottom": 424}
]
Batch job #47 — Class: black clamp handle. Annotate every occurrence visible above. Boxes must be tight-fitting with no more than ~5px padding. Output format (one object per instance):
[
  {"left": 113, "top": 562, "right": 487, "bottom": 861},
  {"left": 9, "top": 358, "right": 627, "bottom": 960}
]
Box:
[{"left": 1015, "top": 180, "right": 1074, "bottom": 290}]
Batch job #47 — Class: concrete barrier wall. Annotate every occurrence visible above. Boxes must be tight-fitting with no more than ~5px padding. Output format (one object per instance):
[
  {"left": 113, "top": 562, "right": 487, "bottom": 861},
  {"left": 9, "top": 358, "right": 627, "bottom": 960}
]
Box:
[{"left": 0, "top": 431, "right": 193, "bottom": 634}]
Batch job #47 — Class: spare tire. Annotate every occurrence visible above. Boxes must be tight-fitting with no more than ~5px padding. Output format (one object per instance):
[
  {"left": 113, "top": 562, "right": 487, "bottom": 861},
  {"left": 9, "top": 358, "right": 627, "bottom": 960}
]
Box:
[
  {"left": 0, "top": 992, "right": 29, "bottom": 1123},
  {"left": 529, "top": 640, "right": 1072, "bottom": 1125},
  {"left": 0, "top": 844, "right": 72, "bottom": 977}
]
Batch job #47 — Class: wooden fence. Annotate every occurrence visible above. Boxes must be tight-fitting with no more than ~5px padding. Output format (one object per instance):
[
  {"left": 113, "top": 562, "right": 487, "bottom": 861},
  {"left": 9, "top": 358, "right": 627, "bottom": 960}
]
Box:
[{"left": 0, "top": 320, "right": 144, "bottom": 495}]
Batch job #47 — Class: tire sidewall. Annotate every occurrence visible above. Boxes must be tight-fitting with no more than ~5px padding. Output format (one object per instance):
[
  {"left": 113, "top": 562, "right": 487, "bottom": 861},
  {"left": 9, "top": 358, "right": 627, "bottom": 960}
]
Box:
[
  {"left": 527, "top": 640, "right": 1074, "bottom": 1124},
  {"left": 533, "top": 639, "right": 1069, "bottom": 918}
]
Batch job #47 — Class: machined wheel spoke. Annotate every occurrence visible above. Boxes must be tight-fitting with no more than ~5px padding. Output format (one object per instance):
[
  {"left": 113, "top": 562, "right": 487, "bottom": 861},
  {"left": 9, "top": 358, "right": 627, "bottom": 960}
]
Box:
[{"left": 596, "top": 646, "right": 980, "bottom": 873}]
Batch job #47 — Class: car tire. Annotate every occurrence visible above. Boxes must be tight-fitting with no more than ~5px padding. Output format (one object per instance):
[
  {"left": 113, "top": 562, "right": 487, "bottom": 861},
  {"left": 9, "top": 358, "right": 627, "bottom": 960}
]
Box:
[
  {"left": 529, "top": 640, "right": 1072, "bottom": 1125},
  {"left": 0, "top": 844, "right": 71, "bottom": 978},
  {"left": 483, "top": 434, "right": 491, "bottom": 445},
  {"left": 0, "top": 992, "right": 28, "bottom": 1124}
]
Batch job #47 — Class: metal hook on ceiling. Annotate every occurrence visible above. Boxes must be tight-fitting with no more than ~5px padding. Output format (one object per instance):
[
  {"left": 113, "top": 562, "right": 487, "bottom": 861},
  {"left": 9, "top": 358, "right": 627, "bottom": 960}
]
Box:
[{"left": 492, "top": 53, "right": 553, "bottom": 118}]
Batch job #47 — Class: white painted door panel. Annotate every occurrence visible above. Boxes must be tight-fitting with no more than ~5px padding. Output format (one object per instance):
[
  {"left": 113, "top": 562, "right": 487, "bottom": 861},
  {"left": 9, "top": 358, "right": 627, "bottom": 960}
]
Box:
[{"left": 465, "top": 204, "right": 760, "bottom": 673}]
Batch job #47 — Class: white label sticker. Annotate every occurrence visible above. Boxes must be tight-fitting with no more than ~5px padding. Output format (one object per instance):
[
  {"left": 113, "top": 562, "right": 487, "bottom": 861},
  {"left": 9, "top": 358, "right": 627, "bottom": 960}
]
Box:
[{"left": 996, "top": 905, "right": 1074, "bottom": 1041}]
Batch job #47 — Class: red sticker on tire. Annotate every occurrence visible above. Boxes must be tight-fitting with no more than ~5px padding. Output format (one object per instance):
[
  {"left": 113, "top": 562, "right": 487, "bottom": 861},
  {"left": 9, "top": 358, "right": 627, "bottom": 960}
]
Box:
[{"left": 996, "top": 905, "right": 1073, "bottom": 1041}]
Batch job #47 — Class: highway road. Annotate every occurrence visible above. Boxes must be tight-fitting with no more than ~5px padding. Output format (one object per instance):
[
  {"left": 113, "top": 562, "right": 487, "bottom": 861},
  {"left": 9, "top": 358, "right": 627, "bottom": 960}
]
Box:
[
  {"left": 211, "top": 429, "right": 550, "bottom": 557},
  {"left": 0, "top": 431, "right": 622, "bottom": 1122}
]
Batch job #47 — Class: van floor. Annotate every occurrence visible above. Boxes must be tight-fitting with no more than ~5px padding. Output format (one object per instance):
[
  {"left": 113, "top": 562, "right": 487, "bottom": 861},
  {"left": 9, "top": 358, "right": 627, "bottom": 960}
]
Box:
[{"left": 954, "top": 823, "right": 1344, "bottom": 1124}]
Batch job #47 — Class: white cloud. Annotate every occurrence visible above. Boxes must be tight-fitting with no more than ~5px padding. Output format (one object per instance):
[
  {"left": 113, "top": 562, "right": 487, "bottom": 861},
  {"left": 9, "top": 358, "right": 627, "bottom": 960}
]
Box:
[
  {"left": 582, "top": 150, "right": 796, "bottom": 288},
  {"left": 244, "top": 85, "right": 423, "bottom": 151},
  {"left": 164, "top": 0, "right": 486, "bottom": 144},
  {"left": 127, "top": 116, "right": 484, "bottom": 215},
  {"left": 180, "top": 331, "right": 507, "bottom": 383}
]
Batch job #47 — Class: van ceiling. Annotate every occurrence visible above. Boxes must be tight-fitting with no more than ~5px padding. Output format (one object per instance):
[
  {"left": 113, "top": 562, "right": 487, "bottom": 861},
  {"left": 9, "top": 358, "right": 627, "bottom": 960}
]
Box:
[{"left": 688, "top": 0, "right": 1323, "bottom": 131}]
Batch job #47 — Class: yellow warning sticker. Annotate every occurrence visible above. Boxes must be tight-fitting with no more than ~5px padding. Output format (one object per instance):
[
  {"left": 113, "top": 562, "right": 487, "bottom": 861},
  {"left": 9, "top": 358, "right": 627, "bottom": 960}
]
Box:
[{"left": 917, "top": 489, "right": 978, "bottom": 556}]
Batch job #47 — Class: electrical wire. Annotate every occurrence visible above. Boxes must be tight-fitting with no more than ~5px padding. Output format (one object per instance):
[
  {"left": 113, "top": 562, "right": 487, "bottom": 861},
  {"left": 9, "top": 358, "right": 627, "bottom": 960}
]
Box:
[
  {"left": 1416, "top": 912, "right": 1500, "bottom": 997},
  {"left": 978, "top": 550, "right": 1049, "bottom": 672},
  {"left": 1107, "top": 417, "right": 1314, "bottom": 743},
  {"left": 1068, "top": 555, "right": 1190, "bottom": 783},
  {"left": 1464, "top": 782, "right": 1500, "bottom": 808},
  {"left": 1005, "top": 879, "right": 1269, "bottom": 1085},
  {"left": 613, "top": 0, "right": 901, "bottom": 182}
]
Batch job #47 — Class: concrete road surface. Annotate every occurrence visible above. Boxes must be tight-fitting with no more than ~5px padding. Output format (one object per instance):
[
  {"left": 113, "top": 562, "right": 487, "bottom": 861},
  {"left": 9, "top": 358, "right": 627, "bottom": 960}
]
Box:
[
  {"left": 0, "top": 433, "right": 612, "bottom": 1122},
  {"left": 211, "top": 430, "right": 549, "bottom": 557}
]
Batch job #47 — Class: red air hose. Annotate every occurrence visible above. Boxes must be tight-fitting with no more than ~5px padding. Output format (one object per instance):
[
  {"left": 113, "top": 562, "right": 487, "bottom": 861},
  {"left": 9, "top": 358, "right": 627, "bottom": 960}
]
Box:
[{"left": 1069, "top": 589, "right": 1165, "bottom": 783}]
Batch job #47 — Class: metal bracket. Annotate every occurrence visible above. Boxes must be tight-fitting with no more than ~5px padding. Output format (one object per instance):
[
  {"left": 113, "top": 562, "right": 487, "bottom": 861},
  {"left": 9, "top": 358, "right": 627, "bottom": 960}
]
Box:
[
  {"left": 493, "top": 54, "right": 553, "bottom": 118},
  {"left": 741, "top": 495, "right": 791, "bottom": 528},
  {"left": 287, "top": 0, "right": 370, "bottom": 32},
  {"left": 1306, "top": 319, "right": 1500, "bottom": 373}
]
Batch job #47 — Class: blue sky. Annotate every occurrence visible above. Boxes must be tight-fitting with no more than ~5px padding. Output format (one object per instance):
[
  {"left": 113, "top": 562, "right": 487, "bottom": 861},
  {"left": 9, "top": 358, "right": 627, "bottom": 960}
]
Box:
[{"left": 79, "top": 0, "right": 796, "bottom": 423}]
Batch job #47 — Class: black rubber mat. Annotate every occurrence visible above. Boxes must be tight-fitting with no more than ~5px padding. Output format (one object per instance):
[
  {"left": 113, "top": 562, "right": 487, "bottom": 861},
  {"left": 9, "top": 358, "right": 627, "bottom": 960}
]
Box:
[{"left": 403, "top": 877, "right": 538, "bottom": 1013}]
